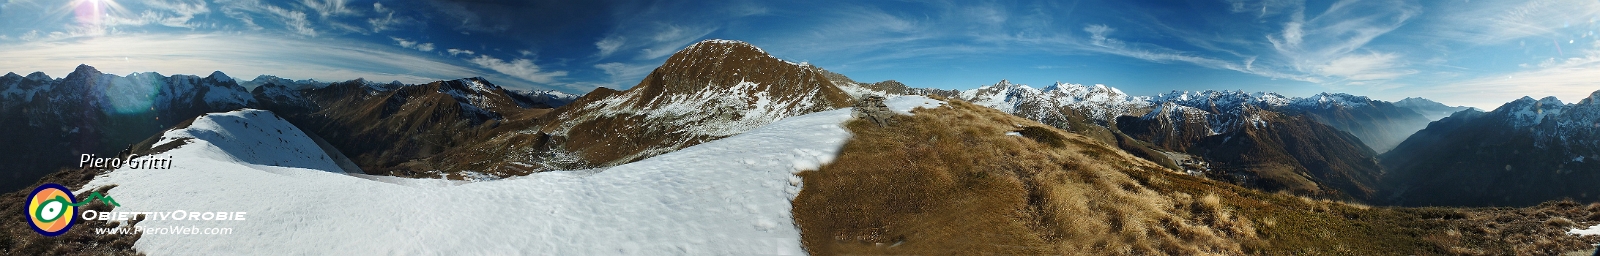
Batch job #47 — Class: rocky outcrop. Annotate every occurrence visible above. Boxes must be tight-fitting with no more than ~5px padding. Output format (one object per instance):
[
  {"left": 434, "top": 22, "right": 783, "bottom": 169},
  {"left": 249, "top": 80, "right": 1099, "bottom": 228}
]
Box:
[{"left": 852, "top": 95, "right": 893, "bottom": 126}]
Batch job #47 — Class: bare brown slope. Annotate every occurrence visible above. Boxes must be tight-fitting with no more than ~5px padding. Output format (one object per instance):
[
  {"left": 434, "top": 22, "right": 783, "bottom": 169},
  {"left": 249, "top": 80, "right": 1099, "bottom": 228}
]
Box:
[
  {"left": 793, "top": 99, "right": 1600, "bottom": 255},
  {"left": 1118, "top": 106, "right": 1384, "bottom": 201},
  {"left": 540, "top": 39, "right": 853, "bottom": 166},
  {"left": 267, "top": 78, "right": 550, "bottom": 177}
]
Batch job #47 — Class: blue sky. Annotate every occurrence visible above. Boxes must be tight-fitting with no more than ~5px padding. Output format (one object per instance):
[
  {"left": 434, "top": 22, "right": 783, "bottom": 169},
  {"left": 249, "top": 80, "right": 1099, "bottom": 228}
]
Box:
[{"left": 1, "top": 0, "right": 1597, "bottom": 109}]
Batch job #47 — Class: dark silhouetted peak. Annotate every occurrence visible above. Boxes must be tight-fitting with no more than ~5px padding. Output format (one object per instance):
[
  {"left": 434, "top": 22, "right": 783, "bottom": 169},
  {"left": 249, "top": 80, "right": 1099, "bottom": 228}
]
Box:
[
  {"left": 73, "top": 64, "right": 99, "bottom": 74},
  {"left": 1394, "top": 97, "right": 1446, "bottom": 108},
  {"left": 25, "top": 71, "right": 51, "bottom": 81},
  {"left": 207, "top": 71, "right": 234, "bottom": 83},
  {"left": 65, "top": 64, "right": 104, "bottom": 81}
]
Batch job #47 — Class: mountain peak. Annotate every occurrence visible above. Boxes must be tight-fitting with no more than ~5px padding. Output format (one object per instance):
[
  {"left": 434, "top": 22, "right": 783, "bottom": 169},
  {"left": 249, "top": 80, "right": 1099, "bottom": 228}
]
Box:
[
  {"left": 208, "top": 71, "right": 234, "bottom": 83},
  {"left": 679, "top": 39, "right": 769, "bottom": 57},
  {"left": 1493, "top": 95, "right": 1567, "bottom": 127},
  {"left": 73, "top": 64, "right": 98, "bottom": 73},
  {"left": 24, "top": 71, "right": 51, "bottom": 81}
]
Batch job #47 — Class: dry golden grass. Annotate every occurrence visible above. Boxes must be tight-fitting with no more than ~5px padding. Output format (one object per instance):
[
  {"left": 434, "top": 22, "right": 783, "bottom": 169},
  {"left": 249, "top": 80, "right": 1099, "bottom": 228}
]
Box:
[
  {"left": 793, "top": 100, "right": 1253, "bottom": 255},
  {"left": 791, "top": 98, "right": 1600, "bottom": 255}
]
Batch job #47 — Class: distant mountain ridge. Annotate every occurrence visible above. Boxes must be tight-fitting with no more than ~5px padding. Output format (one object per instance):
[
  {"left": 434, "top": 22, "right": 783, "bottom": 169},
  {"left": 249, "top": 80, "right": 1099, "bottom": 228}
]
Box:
[
  {"left": 1381, "top": 91, "right": 1600, "bottom": 206},
  {"left": 0, "top": 65, "right": 255, "bottom": 192},
  {"left": 941, "top": 82, "right": 1451, "bottom": 200},
  {"left": 1394, "top": 97, "right": 1473, "bottom": 120}
]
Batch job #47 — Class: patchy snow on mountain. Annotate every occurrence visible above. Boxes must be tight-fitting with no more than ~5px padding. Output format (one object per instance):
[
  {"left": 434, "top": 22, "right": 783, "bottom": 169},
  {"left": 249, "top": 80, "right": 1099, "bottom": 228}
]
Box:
[
  {"left": 959, "top": 80, "right": 1150, "bottom": 124},
  {"left": 1571, "top": 224, "right": 1600, "bottom": 236},
  {"left": 1290, "top": 92, "right": 1372, "bottom": 109},
  {"left": 83, "top": 96, "right": 945, "bottom": 255}
]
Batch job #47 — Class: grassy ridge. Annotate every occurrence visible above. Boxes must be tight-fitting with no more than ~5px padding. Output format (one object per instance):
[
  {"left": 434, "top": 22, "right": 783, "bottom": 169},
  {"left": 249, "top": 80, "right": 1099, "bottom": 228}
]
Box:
[{"left": 793, "top": 98, "right": 1600, "bottom": 255}]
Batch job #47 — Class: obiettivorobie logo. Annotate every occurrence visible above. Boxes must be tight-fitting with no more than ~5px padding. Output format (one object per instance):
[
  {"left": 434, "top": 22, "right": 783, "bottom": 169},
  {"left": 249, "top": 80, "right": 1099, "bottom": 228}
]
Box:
[{"left": 26, "top": 183, "right": 119, "bottom": 236}]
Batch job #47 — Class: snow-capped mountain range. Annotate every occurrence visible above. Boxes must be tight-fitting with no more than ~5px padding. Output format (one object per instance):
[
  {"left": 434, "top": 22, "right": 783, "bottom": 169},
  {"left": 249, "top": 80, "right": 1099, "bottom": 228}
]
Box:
[
  {"left": 947, "top": 80, "right": 1454, "bottom": 154},
  {"left": 958, "top": 80, "right": 1149, "bottom": 127}
]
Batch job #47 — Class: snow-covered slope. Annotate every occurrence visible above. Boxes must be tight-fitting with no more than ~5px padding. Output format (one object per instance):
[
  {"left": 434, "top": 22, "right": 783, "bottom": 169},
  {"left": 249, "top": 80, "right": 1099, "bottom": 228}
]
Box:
[
  {"left": 84, "top": 97, "right": 944, "bottom": 255},
  {"left": 541, "top": 39, "right": 854, "bottom": 166},
  {"left": 148, "top": 109, "right": 345, "bottom": 172}
]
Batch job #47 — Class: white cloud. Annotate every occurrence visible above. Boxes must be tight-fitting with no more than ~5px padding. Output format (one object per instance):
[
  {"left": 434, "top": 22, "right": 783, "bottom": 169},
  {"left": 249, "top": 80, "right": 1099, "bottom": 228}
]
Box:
[
  {"left": 595, "top": 36, "right": 624, "bottom": 58},
  {"left": 1280, "top": 21, "right": 1303, "bottom": 47},
  {"left": 519, "top": 50, "right": 533, "bottom": 56},
  {"left": 263, "top": 5, "right": 316, "bottom": 37},
  {"left": 368, "top": 10, "right": 399, "bottom": 33},
  {"left": 213, "top": 0, "right": 320, "bottom": 36},
  {"left": 391, "top": 37, "right": 433, "bottom": 52},
  {"left": 447, "top": 49, "right": 476, "bottom": 56},
  {"left": 637, "top": 24, "right": 716, "bottom": 60},
  {"left": 97, "top": 0, "right": 210, "bottom": 29},
  {"left": 1426, "top": 40, "right": 1600, "bottom": 109},
  {"left": 1316, "top": 52, "right": 1417, "bottom": 81},
  {"left": 1077, "top": 24, "right": 1311, "bottom": 82},
  {"left": 466, "top": 55, "right": 567, "bottom": 84},
  {"left": 301, "top": 0, "right": 355, "bottom": 18},
  {"left": 19, "top": 30, "right": 40, "bottom": 41},
  {"left": 1433, "top": 0, "right": 1600, "bottom": 44},
  {"left": 1257, "top": 0, "right": 1418, "bottom": 83},
  {"left": 1084, "top": 24, "right": 1114, "bottom": 46}
]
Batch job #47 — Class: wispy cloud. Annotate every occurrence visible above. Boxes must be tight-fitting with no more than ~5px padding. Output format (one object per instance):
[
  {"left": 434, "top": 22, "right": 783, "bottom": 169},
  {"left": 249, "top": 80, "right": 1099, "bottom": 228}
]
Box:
[
  {"left": 1424, "top": 39, "right": 1600, "bottom": 109},
  {"left": 367, "top": 2, "right": 400, "bottom": 33},
  {"left": 466, "top": 55, "right": 567, "bottom": 84},
  {"left": 447, "top": 48, "right": 475, "bottom": 56},
  {"left": 1076, "top": 24, "right": 1310, "bottom": 82},
  {"left": 1430, "top": 0, "right": 1600, "bottom": 44},
  {"left": 300, "top": 0, "right": 355, "bottom": 18},
  {"left": 1264, "top": 0, "right": 1420, "bottom": 83},
  {"left": 1315, "top": 52, "right": 1417, "bottom": 81},
  {"left": 391, "top": 37, "right": 433, "bottom": 52},
  {"left": 636, "top": 24, "right": 717, "bottom": 60},
  {"left": 594, "top": 36, "right": 624, "bottom": 59}
]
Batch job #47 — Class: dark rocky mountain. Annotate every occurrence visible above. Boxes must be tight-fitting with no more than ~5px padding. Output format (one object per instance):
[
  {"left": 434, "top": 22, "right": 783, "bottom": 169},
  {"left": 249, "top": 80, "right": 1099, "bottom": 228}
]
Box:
[
  {"left": 954, "top": 80, "right": 1181, "bottom": 170},
  {"left": 1381, "top": 91, "right": 1600, "bottom": 207},
  {"left": 254, "top": 77, "right": 555, "bottom": 178},
  {"left": 1280, "top": 93, "right": 1436, "bottom": 153},
  {"left": 948, "top": 84, "right": 1387, "bottom": 200},
  {"left": 532, "top": 39, "right": 855, "bottom": 167},
  {"left": 1118, "top": 91, "right": 1385, "bottom": 200},
  {"left": 240, "top": 75, "right": 328, "bottom": 90},
  {"left": 0, "top": 65, "right": 254, "bottom": 192}
]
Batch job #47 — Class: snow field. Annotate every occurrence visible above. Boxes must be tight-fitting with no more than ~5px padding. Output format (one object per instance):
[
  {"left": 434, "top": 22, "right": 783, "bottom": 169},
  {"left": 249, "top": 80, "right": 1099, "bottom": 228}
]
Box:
[{"left": 84, "top": 96, "right": 944, "bottom": 255}]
